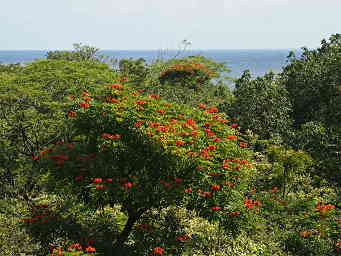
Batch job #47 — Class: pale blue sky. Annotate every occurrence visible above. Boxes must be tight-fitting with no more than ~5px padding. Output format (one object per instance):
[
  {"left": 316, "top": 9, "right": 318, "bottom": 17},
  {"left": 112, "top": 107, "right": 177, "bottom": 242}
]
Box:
[{"left": 1, "top": 0, "right": 340, "bottom": 50}]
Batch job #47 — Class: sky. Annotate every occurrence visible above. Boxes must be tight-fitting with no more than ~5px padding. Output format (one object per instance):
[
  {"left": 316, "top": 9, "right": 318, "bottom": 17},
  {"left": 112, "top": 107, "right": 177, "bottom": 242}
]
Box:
[{"left": 0, "top": 0, "right": 340, "bottom": 50}]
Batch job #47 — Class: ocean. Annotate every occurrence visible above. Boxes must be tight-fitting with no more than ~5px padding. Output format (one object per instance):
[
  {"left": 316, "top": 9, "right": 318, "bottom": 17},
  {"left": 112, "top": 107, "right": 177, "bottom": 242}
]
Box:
[{"left": 0, "top": 49, "right": 301, "bottom": 80}]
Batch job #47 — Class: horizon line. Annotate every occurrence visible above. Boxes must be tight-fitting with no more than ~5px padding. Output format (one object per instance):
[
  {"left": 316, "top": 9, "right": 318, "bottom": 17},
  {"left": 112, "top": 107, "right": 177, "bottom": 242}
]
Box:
[{"left": 0, "top": 48, "right": 303, "bottom": 51}]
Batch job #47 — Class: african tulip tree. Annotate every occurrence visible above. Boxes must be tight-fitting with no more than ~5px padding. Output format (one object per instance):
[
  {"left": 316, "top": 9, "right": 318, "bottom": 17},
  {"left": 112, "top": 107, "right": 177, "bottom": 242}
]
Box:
[{"left": 38, "top": 79, "right": 257, "bottom": 253}]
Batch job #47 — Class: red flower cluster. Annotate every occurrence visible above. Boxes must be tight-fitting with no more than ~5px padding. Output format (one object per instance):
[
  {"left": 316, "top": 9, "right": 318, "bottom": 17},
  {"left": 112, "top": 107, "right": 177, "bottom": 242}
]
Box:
[
  {"left": 239, "top": 142, "right": 248, "bottom": 147},
  {"left": 225, "top": 135, "right": 237, "bottom": 140},
  {"left": 211, "top": 184, "right": 221, "bottom": 191},
  {"left": 134, "top": 121, "right": 143, "bottom": 127},
  {"left": 149, "top": 94, "right": 160, "bottom": 99},
  {"left": 67, "top": 243, "right": 82, "bottom": 251},
  {"left": 79, "top": 102, "right": 90, "bottom": 108},
  {"left": 176, "top": 140, "right": 185, "bottom": 146},
  {"left": 228, "top": 211, "right": 241, "bottom": 215},
  {"left": 68, "top": 111, "right": 77, "bottom": 117},
  {"left": 316, "top": 203, "right": 336, "bottom": 216},
  {"left": 111, "top": 83, "right": 124, "bottom": 89},
  {"left": 176, "top": 234, "right": 190, "bottom": 241},
  {"left": 122, "top": 182, "right": 133, "bottom": 189},
  {"left": 206, "top": 106, "right": 219, "bottom": 113},
  {"left": 106, "top": 97, "right": 120, "bottom": 103},
  {"left": 243, "top": 199, "right": 262, "bottom": 208},
  {"left": 156, "top": 109, "right": 166, "bottom": 114},
  {"left": 152, "top": 246, "right": 165, "bottom": 255},
  {"left": 101, "top": 133, "right": 121, "bottom": 139},
  {"left": 136, "top": 100, "right": 146, "bottom": 105}
]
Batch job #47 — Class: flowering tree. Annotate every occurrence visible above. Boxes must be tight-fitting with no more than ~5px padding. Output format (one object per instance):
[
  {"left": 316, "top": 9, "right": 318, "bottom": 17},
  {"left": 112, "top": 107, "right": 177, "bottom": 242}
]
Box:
[{"left": 37, "top": 79, "right": 258, "bottom": 253}]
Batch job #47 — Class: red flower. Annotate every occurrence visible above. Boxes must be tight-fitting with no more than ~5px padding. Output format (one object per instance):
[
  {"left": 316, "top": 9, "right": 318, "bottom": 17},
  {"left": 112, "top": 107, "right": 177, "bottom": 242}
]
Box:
[
  {"left": 119, "top": 77, "right": 129, "bottom": 82},
  {"left": 225, "top": 135, "right": 237, "bottom": 140},
  {"left": 123, "top": 182, "right": 133, "bottom": 189},
  {"left": 106, "top": 97, "right": 120, "bottom": 103},
  {"left": 32, "top": 155, "right": 40, "bottom": 160},
  {"left": 79, "top": 102, "right": 90, "bottom": 108},
  {"left": 228, "top": 211, "right": 241, "bottom": 215},
  {"left": 207, "top": 145, "right": 217, "bottom": 150},
  {"left": 184, "top": 188, "right": 193, "bottom": 193},
  {"left": 211, "top": 184, "right": 221, "bottom": 191},
  {"left": 270, "top": 186, "right": 279, "bottom": 192},
  {"left": 68, "top": 111, "right": 77, "bottom": 117},
  {"left": 68, "top": 243, "right": 82, "bottom": 251},
  {"left": 176, "top": 235, "right": 190, "bottom": 241},
  {"left": 149, "top": 94, "right": 160, "bottom": 99},
  {"left": 134, "top": 121, "right": 143, "bottom": 127},
  {"left": 152, "top": 246, "right": 165, "bottom": 255},
  {"left": 81, "top": 92, "right": 90, "bottom": 97},
  {"left": 239, "top": 142, "right": 248, "bottom": 147},
  {"left": 156, "top": 109, "right": 166, "bottom": 114},
  {"left": 83, "top": 97, "right": 93, "bottom": 102},
  {"left": 106, "top": 178, "right": 113, "bottom": 182},
  {"left": 85, "top": 246, "right": 96, "bottom": 253},
  {"left": 230, "top": 123, "right": 238, "bottom": 128},
  {"left": 206, "top": 106, "right": 219, "bottom": 113},
  {"left": 211, "top": 206, "right": 221, "bottom": 211},
  {"left": 111, "top": 83, "right": 123, "bottom": 89},
  {"left": 200, "top": 149, "right": 211, "bottom": 158},
  {"left": 176, "top": 140, "right": 185, "bottom": 146},
  {"left": 136, "top": 100, "right": 146, "bottom": 105},
  {"left": 92, "top": 178, "right": 102, "bottom": 183},
  {"left": 149, "top": 122, "right": 161, "bottom": 128},
  {"left": 101, "top": 133, "right": 121, "bottom": 139},
  {"left": 213, "top": 137, "right": 221, "bottom": 142}
]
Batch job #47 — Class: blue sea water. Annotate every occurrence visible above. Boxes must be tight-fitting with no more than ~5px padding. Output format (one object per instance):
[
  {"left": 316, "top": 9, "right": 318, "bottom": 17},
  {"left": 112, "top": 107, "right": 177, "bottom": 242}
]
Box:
[{"left": 0, "top": 49, "right": 301, "bottom": 80}]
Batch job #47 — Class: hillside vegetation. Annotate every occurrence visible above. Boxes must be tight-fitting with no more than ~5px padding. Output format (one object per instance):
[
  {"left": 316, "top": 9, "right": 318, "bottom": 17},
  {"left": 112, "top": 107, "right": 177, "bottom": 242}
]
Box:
[{"left": 0, "top": 35, "right": 340, "bottom": 256}]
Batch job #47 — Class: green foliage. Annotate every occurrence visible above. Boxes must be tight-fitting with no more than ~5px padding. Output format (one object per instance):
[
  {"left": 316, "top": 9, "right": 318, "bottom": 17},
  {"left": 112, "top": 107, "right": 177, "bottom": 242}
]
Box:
[
  {"left": 158, "top": 55, "right": 231, "bottom": 89},
  {"left": 0, "top": 63, "right": 23, "bottom": 73},
  {"left": 118, "top": 58, "right": 149, "bottom": 83},
  {"left": 34, "top": 79, "right": 257, "bottom": 253},
  {"left": 46, "top": 43, "right": 116, "bottom": 66},
  {"left": 0, "top": 59, "right": 118, "bottom": 210},
  {"left": 122, "top": 55, "right": 234, "bottom": 108},
  {"left": 1, "top": 41, "right": 340, "bottom": 256},
  {"left": 282, "top": 34, "right": 341, "bottom": 127},
  {"left": 228, "top": 70, "right": 293, "bottom": 140}
]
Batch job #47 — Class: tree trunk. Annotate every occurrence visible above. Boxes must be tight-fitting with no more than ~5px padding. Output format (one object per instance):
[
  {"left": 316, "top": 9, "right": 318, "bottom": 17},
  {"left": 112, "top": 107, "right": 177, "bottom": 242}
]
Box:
[{"left": 113, "top": 208, "right": 146, "bottom": 253}]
